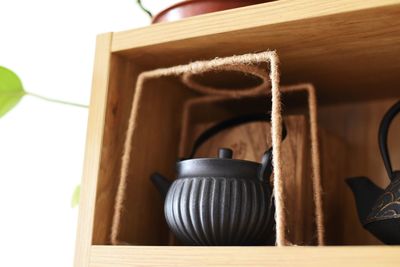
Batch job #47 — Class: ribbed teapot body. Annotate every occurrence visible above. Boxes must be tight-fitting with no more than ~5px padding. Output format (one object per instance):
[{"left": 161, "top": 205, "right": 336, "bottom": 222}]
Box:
[{"left": 164, "top": 176, "right": 275, "bottom": 245}]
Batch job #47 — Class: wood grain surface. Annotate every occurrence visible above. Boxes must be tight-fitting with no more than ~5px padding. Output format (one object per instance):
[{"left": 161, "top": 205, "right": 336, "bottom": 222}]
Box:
[
  {"left": 91, "top": 55, "right": 140, "bottom": 245},
  {"left": 111, "top": 0, "right": 400, "bottom": 103},
  {"left": 318, "top": 98, "right": 400, "bottom": 245},
  {"left": 189, "top": 116, "right": 314, "bottom": 245},
  {"left": 111, "top": 77, "right": 198, "bottom": 245},
  {"left": 90, "top": 245, "right": 400, "bottom": 267},
  {"left": 74, "top": 1, "right": 400, "bottom": 266},
  {"left": 74, "top": 33, "right": 112, "bottom": 267},
  {"left": 179, "top": 93, "right": 316, "bottom": 245}
]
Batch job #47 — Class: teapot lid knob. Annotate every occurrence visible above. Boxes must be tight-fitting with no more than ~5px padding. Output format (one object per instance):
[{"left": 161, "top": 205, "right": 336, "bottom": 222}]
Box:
[{"left": 218, "top": 148, "right": 233, "bottom": 159}]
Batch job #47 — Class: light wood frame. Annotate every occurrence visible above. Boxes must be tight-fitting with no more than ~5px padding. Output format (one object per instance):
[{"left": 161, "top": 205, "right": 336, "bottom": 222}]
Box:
[{"left": 74, "top": 1, "right": 400, "bottom": 266}]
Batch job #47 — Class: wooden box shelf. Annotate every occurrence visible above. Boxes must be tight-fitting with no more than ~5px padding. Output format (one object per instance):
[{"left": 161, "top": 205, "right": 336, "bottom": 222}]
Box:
[
  {"left": 90, "top": 246, "right": 399, "bottom": 267},
  {"left": 75, "top": 0, "right": 400, "bottom": 266}
]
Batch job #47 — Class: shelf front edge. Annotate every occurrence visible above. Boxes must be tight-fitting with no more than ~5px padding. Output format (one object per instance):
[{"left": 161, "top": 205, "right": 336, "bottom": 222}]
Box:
[
  {"left": 111, "top": 0, "right": 400, "bottom": 53},
  {"left": 90, "top": 245, "right": 400, "bottom": 267}
]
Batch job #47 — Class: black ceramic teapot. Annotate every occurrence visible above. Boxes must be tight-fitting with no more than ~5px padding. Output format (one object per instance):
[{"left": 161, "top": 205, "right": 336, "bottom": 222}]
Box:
[
  {"left": 151, "top": 113, "right": 286, "bottom": 245},
  {"left": 347, "top": 100, "right": 400, "bottom": 244}
]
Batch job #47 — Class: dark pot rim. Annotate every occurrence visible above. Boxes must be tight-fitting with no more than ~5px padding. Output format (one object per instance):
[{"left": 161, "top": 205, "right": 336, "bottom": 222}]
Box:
[
  {"left": 152, "top": 0, "right": 275, "bottom": 24},
  {"left": 177, "top": 158, "right": 262, "bottom": 179}
]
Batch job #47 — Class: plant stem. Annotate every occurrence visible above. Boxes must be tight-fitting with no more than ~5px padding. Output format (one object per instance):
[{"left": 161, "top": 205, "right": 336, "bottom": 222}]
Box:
[
  {"left": 26, "top": 92, "right": 88, "bottom": 108},
  {"left": 137, "top": 0, "right": 152, "bottom": 18}
]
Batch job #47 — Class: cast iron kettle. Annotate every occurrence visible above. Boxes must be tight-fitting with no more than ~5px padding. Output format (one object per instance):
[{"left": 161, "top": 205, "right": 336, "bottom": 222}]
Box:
[
  {"left": 151, "top": 113, "right": 286, "bottom": 245},
  {"left": 347, "top": 100, "right": 400, "bottom": 244}
]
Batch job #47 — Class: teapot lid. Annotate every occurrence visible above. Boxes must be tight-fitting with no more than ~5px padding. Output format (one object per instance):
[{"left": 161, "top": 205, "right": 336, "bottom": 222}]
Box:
[{"left": 177, "top": 148, "right": 262, "bottom": 179}]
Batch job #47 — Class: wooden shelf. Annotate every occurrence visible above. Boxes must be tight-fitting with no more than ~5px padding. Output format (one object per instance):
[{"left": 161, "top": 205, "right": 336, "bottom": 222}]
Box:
[
  {"left": 112, "top": 0, "right": 400, "bottom": 103},
  {"left": 75, "top": 1, "right": 400, "bottom": 266},
  {"left": 90, "top": 246, "right": 400, "bottom": 267},
  {"left": 112, "top": 0, "right": 399, "bottom": 53}
]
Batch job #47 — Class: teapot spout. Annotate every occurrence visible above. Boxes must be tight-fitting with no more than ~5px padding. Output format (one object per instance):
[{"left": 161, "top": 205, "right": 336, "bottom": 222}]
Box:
[
  {"left": 346, "top": 177, "right": 384, "bottom": 223},
  {"left": 150, "top": 172, "right": 171, "bottom": 199}
]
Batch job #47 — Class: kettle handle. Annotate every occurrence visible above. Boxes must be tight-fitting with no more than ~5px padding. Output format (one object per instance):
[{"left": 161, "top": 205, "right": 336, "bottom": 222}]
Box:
[
  {"left": 379, "top": 100, "right": 400, "bottom": 181},
  {"left": 186, "top": 113, "right": 287, "bottom": 160}
]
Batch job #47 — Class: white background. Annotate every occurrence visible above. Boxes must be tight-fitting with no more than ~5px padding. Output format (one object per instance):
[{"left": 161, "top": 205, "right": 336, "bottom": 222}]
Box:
[{"left": 0, "top": 0, "right": 176, "bottom": 266}]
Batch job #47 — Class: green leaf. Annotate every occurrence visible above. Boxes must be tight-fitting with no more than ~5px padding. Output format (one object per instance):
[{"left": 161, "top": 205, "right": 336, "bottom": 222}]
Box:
[
  {"left": 71, "top": 184, "right": 81, "bottom": 208},
  {"left": 0, "top": 66, "right": 26, "bottom": 118}
]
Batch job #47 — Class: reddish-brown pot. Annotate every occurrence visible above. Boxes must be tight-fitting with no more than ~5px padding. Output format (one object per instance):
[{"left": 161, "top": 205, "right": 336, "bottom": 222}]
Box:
[{"left": 152, "top": 0, "right": 275, "bottom": 24}]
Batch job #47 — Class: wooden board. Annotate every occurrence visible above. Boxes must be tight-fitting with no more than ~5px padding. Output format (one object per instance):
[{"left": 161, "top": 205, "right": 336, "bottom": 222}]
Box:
[
  {"left": 319, "top": 128, "right": 349, "bottom": 245},
  {"left": 179, "top": 91, "right": 317, "bottom": 245},
  {"left": 74, "top": 33, "right": 113, "bottom": 267},
  {"left": 74, "top": 1, "right": 400, "bottom": 266},
  {"left": 90, "top": 245, "right": 400, "bottom": 267},
  {"left": 111, "top": 77, "right": 198, "bottom": 245},
  {"left": 318, "top": 98, "right": 400, "bottom": 245},
  {"left": 111, "top": 0, "right": 400, "bottom": 103},
  {"left": 188, "top": 116, "right": 314, "bottom": 245},
  {"left": 91, "top": 55, "right": 139, "bottom": 245}
]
